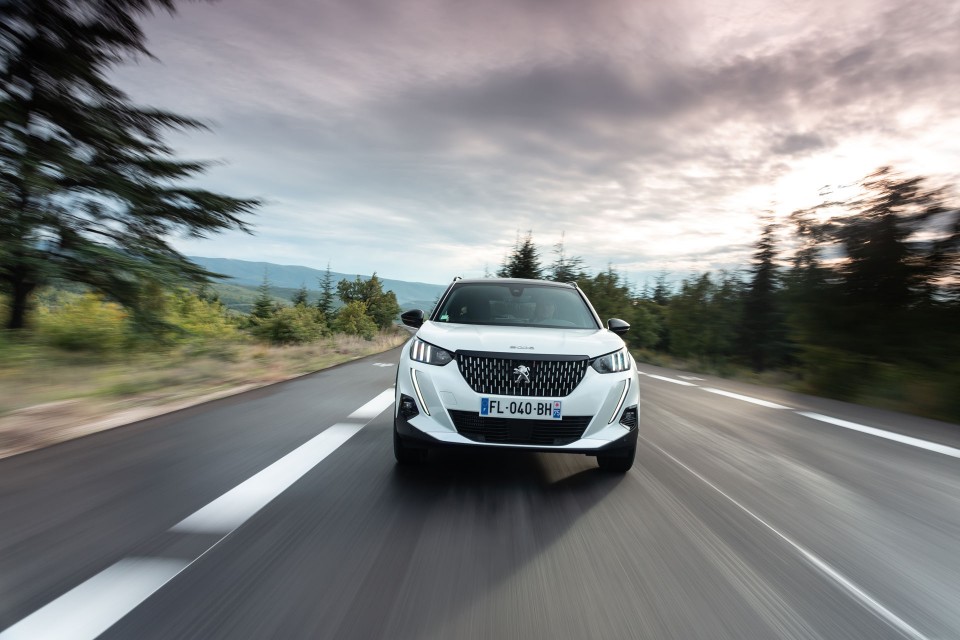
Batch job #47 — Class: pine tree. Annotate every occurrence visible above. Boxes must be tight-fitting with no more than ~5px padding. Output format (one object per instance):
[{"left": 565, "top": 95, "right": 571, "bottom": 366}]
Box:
[
  {"left": 0, "top": 0, "right": 259, "bottom": 329},
  {"left": 549, "top": 232, "right": 585, "bottom": 283},
  {"left": 741, "top": 219, "right": 786, "bottom": 371},
  {"left": 316, "top": 262, "right": 336, "bottom": 319},
  {"left": 497, "top": 231, "right": 542, "bottom": 279},
  {"left": 292, "top": 283, "right": 309, "bottom": 307},
  {"left": 252, "top": 274, "right": 274, "bottom": 320}
]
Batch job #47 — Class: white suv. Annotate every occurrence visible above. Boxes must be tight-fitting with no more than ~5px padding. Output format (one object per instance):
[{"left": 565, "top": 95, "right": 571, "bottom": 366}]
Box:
[{"left": 394, "top": 278, "right": 640, "bottom": 472}]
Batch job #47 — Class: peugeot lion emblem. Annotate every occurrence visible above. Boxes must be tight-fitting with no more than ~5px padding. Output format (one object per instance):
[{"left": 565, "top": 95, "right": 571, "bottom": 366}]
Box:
[{"left": 513, "top": 364, "right": 532, "bottom": 384}]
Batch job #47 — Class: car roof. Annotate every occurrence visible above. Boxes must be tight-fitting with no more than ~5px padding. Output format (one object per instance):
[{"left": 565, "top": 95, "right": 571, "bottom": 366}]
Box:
[{"left": 451, "top": 278, "right": 575, "bottom": 289}]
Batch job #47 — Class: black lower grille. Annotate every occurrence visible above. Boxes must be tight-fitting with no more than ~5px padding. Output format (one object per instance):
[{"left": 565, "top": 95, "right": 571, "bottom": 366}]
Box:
[{"left": 449, "top": 410, "right": 591, "bottom": 446}]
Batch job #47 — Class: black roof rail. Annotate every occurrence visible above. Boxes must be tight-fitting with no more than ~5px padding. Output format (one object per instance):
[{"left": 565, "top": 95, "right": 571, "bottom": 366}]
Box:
[{"left": 452, "top": 276, "right": 462, "bottom": 282}]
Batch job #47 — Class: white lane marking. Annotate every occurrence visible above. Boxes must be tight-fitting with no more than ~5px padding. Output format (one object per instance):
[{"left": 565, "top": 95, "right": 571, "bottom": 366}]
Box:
[
  {"left": 349, "top": 388, "right": 396, "bottom": 419},
  {"left": 646, "top": 374, "right": 698, "bottom": 386},
  {"left": 372, "top": 363, "right": 393, "bottom": 368},
  {"left": 702, "top": 387, "right": 791, "bottom": 410},
  {"left": 646, "top": 441, "right": 931, "bottom": 640},
  {"left": 172, "top": 423, "right": 364, "bottom": 534},
  {"left": 798, "top": 412, "right": 960, "bottom": 460},
  {"left": 0, "top": 388, "right": 398, "bottom": 639},
  {"left": 0, "top": 558, "right": 188, "bottom": 640},
  {"left": 678, "top": 375, "right": 705, "bottom": 381}
]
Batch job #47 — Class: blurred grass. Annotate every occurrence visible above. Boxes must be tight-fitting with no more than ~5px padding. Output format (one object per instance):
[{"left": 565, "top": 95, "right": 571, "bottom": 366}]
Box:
[
  {"left": 632, "top": 348, "right": 959, "bottom": 424},
  {"left": 0, "top": 290, "right": 406, "bottom": 422},
  {"left": 0, "top": 332, "right": 406, "bottom": 419}
]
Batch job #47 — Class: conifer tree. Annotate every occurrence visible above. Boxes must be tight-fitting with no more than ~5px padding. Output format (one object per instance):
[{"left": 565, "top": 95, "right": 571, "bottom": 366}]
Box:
[
  {"left": 0, "top": 0, "right": 259, "bottom": 329},
  {"left": 741, "top": 218, "right": 786, "bottom": 370},
  {"left": 292, "top": 283, "right": 309, "bottom": 307},
  {"left": 252, "top": 274, "right": 274, "bottom": 320},
  {"left": 497, "top": 231, "right": 542, "bottom": 279},
  {"left": 316, "top": 262, "right": 336, "bottom": 319}
]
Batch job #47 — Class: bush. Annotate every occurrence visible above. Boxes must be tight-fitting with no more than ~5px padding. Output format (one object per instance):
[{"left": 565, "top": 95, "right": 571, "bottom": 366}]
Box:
[
  {"left": 250, "top": 304, "right": 328, "bottom": 345},
  {"left": 35, "top": 293, "right": 133, "bottom": 353},
  {"left": 166, "top": 290, "right": 242, "bottom": 343},
  {"left": 332, "top": 301, "right": 378, "bottom": 340}
]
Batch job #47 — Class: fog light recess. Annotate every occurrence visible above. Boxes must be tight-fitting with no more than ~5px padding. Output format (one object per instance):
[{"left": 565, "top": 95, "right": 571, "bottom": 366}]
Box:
[
  {"left": 619, "top": 406, "right": 638, "bottom": 430},
  {"left": 399, "top": 394, "right": 420, "bottom": 420}
]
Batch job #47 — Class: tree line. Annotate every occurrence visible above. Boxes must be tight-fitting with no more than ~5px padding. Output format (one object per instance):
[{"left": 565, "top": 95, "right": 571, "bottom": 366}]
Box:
[
  {"left": 246, "top": 267, "right": 400, "bottom": 344},
  {"left": 496, "top": 168, "right": 959, "bottom": 421}
]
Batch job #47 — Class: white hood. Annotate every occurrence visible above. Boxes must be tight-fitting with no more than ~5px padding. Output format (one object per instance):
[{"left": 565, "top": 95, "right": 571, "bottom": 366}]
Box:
[{"left": 416, "top": 321, "right": 625, "bottom": 358}]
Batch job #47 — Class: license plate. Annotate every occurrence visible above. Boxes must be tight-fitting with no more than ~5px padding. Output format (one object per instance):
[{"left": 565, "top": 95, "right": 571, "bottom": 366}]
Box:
[{"left": 480, "top": 398, "right": 562, "bottom": 420}]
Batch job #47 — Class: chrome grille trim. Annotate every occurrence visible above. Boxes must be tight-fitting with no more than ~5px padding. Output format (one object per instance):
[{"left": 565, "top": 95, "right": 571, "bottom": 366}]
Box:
[{"left": 456, "top": 353, "right": 588, "bottom": 397}]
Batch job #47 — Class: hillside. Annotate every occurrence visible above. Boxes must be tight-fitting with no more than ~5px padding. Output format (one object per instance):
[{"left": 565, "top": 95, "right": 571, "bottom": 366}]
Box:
[{"left": 189, "top": 257, "right": 446, "bottom": 308}]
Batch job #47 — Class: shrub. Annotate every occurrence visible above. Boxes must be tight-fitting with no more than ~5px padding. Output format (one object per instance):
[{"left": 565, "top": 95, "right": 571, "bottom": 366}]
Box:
[
  {"left": 167, "top": 290, "right": 242, "bottom": 343},
  {"left": 250, "top": 304, "right": 328, "bottom": 345},
  {"left": 332, "top": 301, "right": 378, "bottom": 340},
  {"left": 35, "top": 293, "right": 132, "bottom": 353}
]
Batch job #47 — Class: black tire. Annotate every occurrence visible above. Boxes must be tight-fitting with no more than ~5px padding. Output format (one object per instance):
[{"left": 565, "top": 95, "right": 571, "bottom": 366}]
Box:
[
  {"left": 597, "top": 442, "right": 636, "bottom": 472},
  {"left": 394, "top": 422, "right": 427, "bottom": 464}
]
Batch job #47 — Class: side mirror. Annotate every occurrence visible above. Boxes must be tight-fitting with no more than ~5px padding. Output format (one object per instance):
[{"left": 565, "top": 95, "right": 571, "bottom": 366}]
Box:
[
  {"left": 607, "top": 318, "right": 630, "bottom": 335},
  {"left": 401, "top": 309, "right": 425, "bottom": 328}
]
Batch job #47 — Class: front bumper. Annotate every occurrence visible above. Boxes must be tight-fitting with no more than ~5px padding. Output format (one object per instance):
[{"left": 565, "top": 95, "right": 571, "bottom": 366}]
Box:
[
  {"left": 395, "top": 412, "right": 639, "bottom": 456},
  {"left": 394, "top": 341, "right": 641, "bottom": 455}
]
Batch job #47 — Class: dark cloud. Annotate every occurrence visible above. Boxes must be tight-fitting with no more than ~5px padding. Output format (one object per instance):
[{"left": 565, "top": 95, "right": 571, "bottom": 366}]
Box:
[{"left": 771, "top": 132, "right": 829, "bottom": 155}]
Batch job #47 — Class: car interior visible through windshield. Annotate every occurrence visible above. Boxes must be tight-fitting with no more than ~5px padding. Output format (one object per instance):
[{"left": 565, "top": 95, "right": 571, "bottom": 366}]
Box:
[{"left": 434, "top": 284, "right": 598, "bottom": 329}]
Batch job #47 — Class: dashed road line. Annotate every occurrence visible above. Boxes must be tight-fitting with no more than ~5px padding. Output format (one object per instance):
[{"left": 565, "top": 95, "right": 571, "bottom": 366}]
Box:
[
  {"left": 0, "top": 558, "right": 188, "bottom": 640},
  {"left": 645, "top": 373, "right": 698, "bottom": 386},
  {"left": 646, "top": 440, "right": 932, "bottom": 640},
  {"left": 798, "top": 412, "right": 960, "bottom": 460},
  {"left": 638, "top": 370, "right": 958, "bottom": 461},
  {"left": 702, "top": 387, "right": 791, "bottom": 410},
  {"left": 349, "top": 389, "right": 396, "bottom": 420},
  {"left": 0, "top": 388, "right": 397, "bottom": 640},
  {"left": 173, "top": 421, "right": 368, "bottom": 535}
]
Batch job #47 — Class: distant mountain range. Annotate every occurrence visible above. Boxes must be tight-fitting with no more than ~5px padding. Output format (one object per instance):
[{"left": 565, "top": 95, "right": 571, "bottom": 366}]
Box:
[{"left": 189, "top": 257, "right": 447, "bottom": 311}]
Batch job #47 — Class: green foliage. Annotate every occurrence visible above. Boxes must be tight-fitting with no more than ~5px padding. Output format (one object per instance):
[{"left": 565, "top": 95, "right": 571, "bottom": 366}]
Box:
[
  {"left": 317, "top": 262, "right": 337, "bottom": 322},
  {"left": 35, "top": 293, "right": 133, "bottom": 353},
  {"left": 0, "top": 0, "right": 259, "bottom": 330},
  {"left": 498, "top": 231, "right": 543, "bottom": 279},
  {"left": 165, "top": 290, "right": 241, "bottom": 343},
  {"left": 549, "top": 233, "right": 587, "bottom": 283},
  {"left": 291, "top": 284, "right": 309, "bottom": 307},
  {"left": 250, "top": 304, "right": 328, "bottom": 345},
  {"left": 332, "top": 301, "right": 378, "bottom": 340},
  {"left": 252, "top": 275, "right": 275, "bottom": 320},
  {"left": 336, "top": 273, "right": 401, "bottom": 329},
  {"left": 741, "top": 219, "right": 788, "bottom": 371},
  {"left": 665, "top": 272, "right": 743, "bottom": 361},
  {"left": 576, "top": 267, "right": 660, "bottom": 350}
]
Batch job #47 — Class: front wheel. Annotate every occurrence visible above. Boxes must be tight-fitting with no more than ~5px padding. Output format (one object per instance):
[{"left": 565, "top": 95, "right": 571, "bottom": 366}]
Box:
[{"left": 597, "top": 442, "right": 636, "bottom": 472}]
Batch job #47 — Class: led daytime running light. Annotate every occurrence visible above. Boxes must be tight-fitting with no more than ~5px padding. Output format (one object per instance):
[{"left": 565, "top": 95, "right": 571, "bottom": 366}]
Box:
[{"left": 608, "top": 378, "right": 630, "bottom": 424}]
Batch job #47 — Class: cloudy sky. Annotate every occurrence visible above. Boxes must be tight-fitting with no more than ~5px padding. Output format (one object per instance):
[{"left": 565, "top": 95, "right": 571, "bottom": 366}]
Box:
[{"left": 113, "top": 0, "right": 960, "bottom": 286}]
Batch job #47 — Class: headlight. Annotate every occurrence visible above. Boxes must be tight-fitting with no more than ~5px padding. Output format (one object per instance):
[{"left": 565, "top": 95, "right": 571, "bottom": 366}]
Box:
[
  {"left": 409, "top": 338, "right": 454, "bottom": 366},
  {"left": 590, "top": 347, "right": 631, "bottom": 373}
]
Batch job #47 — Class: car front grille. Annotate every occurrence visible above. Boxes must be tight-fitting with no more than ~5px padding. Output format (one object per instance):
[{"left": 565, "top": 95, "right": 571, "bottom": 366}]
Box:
[
  {"left": 448, "top": 410, "right": 591, "bottom": 446},
  {"left": 456, "top": 353, "right": 588, "bottom": 397}
]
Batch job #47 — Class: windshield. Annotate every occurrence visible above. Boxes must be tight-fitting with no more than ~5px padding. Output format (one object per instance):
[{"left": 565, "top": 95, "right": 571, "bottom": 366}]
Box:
[{"left": 433, "top": 283, "right": 599, "bottom": 329}]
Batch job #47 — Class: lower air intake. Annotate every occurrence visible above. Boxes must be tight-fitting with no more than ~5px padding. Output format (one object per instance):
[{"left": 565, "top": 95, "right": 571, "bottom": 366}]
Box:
[{"left": 449, "top": 410, "right": 591, "bottom": 446}]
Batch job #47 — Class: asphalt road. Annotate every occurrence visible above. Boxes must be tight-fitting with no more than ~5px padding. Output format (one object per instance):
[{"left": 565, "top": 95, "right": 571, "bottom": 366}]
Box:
[{"left": 1, "top": 348, "right": 958, "bottom": 639}]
